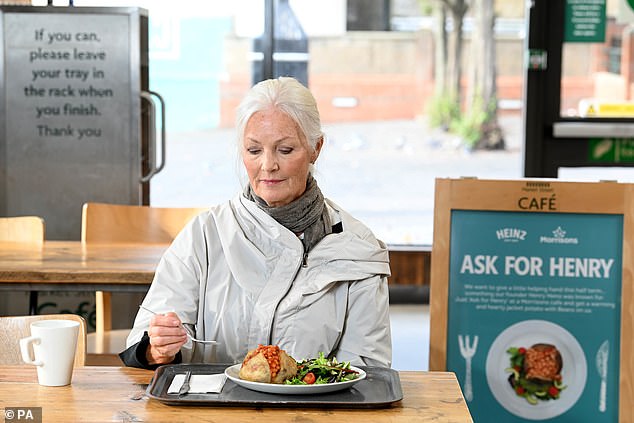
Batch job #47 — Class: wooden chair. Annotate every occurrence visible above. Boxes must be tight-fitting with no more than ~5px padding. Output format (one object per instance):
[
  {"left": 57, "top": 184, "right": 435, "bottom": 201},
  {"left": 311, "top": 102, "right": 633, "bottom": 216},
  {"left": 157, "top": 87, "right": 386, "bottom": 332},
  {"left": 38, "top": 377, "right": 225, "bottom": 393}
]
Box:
[
  {"left": 81, "top": 202, "right": 207, "bottom": 362},
  {"left": 0, "top": 216, "right": 45, "bottom": 315},
  {"left": 0, "top": 216, "right": 45, "bottom": 243},
  {"left": 0, "top": 314, "right": 87, "bottom": 366}
]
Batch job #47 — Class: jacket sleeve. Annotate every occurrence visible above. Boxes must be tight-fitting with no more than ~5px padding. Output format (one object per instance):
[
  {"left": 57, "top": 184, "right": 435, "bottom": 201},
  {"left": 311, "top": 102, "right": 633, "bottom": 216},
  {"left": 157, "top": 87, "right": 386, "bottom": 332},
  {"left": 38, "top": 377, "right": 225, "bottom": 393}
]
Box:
[
  {"left": 335, "top": 274, "right": 392, "bottom": 367},
  {"left": 119, "top": 331, "right": 182, "bottom": 369},
  {"left": 123, "top": 215, "right": 208, "bottom": 363}
]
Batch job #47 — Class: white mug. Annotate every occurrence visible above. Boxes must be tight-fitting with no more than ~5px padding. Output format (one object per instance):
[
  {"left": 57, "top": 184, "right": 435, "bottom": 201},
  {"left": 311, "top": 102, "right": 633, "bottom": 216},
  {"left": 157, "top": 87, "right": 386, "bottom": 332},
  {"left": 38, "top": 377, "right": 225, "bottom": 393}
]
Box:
[{"left": 19, "top": 319, "right": 80, "bottom": 386}]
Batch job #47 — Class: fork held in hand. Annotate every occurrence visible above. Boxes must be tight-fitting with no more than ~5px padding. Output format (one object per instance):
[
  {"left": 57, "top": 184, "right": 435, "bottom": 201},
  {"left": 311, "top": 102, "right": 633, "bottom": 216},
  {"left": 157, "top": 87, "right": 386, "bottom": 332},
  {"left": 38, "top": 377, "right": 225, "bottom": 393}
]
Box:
[
  {"left": 458, "top": 334, "right": 479, "bottom": 402},
  {"left": 139, "top": 305, "right": 218, "bottom": 345}
]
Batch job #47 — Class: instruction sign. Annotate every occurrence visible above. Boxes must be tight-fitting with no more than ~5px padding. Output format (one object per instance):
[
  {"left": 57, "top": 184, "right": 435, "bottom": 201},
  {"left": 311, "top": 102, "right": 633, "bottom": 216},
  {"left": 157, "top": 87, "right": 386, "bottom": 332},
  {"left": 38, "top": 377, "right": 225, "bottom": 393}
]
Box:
[
  {"left": 4, "top": 13, "right": 130, "bottom": 147},
  {"left": 0, "top": 7, "right": 146, "bottom": 240},
  {"left": 564, "top": 0, "right": 606, "bottom": 43}
]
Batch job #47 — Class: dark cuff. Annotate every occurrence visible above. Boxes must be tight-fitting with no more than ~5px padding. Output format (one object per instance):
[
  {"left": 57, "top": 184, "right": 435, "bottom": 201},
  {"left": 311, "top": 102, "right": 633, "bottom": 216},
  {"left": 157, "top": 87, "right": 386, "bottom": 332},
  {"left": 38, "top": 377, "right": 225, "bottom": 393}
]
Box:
[{"left": 119, "top": 331, "right": 183, "bottom": 370}]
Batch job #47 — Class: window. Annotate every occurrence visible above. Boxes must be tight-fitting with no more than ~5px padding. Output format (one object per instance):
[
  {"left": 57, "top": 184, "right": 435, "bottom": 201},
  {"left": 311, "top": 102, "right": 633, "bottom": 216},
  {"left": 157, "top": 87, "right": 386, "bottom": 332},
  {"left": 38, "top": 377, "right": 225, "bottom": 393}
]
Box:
[{"left": 63, "top": 0, "right": 526, "bottom": 245}]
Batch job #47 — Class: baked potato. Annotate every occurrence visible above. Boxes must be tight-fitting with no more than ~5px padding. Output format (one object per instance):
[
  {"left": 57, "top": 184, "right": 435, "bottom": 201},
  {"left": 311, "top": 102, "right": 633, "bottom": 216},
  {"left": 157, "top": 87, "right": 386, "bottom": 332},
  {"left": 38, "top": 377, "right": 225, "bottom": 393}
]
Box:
[{"left": 238, "top": 344, "right": 298, "bottom": 384}]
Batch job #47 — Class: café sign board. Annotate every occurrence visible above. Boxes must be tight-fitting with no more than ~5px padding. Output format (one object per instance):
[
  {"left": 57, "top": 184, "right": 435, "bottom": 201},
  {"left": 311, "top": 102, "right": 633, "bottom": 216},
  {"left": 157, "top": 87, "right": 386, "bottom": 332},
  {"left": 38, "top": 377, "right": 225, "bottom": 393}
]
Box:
[{"left": 430, "top": 178, "right": 633, "bottom": 422}]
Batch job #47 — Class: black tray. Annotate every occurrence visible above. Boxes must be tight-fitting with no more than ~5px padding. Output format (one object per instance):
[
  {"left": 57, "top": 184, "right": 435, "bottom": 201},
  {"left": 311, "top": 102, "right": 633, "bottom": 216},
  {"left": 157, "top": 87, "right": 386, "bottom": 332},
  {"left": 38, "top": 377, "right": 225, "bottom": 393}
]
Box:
[{"left": 146, "top": 363, "right": 403, "bottom": 408}]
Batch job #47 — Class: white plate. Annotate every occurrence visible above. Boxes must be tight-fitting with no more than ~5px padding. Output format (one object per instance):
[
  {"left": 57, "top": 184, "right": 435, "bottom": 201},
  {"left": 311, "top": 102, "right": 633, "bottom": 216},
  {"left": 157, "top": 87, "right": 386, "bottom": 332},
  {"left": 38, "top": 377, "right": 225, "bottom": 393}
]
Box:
[
  {"left": 224, "top": 363, "right": 366, "bottom": 395},
  {"left": 485, "top": 320, "right": 587, "bottom": 420}
]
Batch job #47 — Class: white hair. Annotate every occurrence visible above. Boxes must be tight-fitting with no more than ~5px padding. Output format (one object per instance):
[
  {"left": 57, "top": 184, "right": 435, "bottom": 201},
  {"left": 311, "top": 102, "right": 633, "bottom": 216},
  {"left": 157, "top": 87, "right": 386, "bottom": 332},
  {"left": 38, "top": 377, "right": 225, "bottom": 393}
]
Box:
[{"left": 235, "top": 77, "right": 324, "bottom": 151}]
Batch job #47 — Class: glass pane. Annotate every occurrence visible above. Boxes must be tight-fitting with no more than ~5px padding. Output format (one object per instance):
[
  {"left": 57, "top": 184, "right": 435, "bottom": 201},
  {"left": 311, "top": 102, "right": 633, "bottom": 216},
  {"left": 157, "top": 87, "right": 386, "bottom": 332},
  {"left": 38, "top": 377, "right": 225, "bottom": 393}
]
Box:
[
  {"left": 64, "top": 0, "right": 526, "bottom": 245},
  {"left": 561, "top": 0, "right": 634, "bottom": 118}
]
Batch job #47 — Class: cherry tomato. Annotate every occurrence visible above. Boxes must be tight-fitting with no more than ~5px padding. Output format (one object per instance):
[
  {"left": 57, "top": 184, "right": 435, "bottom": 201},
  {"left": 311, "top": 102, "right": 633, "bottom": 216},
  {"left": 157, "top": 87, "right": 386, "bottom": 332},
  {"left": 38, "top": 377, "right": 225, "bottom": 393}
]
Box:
[
  {"left": 548, "top": 386, "right": 559, "bottom": 397},
  {"left": 303, "top": 372, "right": 316, "bottom": 384},
  {"left": 518, "top": 347, "right": 526, "bottom": 355},
  {"left": 515, "top": 386, "right": 525, "bottom": 395}
]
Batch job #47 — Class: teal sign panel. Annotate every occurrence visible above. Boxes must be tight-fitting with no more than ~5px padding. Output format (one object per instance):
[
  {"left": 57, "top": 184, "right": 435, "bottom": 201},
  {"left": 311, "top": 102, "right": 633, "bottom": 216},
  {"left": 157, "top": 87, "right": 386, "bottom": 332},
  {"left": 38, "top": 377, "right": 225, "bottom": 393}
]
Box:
[
  {"left": 564, "top": 0, "right": 606, "bottom": 43},
  {"left": 447, "top": 210, "right": 621, "bottom": 422}
]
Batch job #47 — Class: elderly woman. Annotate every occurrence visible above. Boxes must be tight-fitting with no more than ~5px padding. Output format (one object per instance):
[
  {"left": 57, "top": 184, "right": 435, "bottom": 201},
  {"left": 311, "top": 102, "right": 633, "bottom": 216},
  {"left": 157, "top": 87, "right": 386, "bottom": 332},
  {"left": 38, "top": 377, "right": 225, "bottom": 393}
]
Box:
[{"left": 120, "top": 77, "right": 392, "bottom": 369}]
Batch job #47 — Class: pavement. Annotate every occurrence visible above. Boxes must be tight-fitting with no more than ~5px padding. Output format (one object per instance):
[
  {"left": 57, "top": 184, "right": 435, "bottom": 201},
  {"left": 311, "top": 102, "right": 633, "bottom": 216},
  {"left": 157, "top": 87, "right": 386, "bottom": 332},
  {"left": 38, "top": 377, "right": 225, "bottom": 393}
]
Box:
[{"left": 151, "top": 114, "right": 525, "bottom": 245}]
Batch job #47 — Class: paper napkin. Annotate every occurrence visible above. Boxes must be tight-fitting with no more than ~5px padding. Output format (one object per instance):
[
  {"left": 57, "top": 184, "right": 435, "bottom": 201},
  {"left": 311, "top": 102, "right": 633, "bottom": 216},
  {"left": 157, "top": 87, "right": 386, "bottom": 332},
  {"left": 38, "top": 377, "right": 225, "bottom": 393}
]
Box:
[{"left": 168, "top": 373, "right": 227, "bottom": 394}]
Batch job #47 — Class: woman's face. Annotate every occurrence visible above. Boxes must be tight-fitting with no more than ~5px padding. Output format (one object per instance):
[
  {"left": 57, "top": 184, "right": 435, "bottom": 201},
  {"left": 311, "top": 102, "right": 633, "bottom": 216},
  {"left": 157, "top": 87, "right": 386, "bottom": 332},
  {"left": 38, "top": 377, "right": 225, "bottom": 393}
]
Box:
[{"left": 242, "top": 108, "right": 322, "bottom": 207}]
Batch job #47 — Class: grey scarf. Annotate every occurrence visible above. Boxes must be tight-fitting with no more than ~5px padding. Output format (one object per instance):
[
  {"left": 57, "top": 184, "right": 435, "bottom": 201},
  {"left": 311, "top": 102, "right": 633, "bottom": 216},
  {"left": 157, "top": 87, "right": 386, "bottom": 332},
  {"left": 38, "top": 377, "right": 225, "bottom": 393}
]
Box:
[{"left": 244, "top": 174, "right": 332, "bottom": 253}]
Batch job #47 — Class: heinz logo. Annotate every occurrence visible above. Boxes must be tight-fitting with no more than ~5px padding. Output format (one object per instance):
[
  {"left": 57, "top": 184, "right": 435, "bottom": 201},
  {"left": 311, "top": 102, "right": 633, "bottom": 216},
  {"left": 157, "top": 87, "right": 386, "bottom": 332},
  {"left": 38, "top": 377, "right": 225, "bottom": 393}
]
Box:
[{"left": 496, "top": 228, "right": 527, "bottom": 242}]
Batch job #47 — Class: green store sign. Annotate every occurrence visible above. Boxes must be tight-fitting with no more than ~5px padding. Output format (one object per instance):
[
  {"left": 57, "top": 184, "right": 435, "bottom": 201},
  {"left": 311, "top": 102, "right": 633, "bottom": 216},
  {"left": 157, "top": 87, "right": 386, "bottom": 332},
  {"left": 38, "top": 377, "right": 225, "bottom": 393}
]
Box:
[
  {"left": 588, "top": 138, "right": 634, "bottom": 163},
  {"left": 564, "top": 0, "right": 606, "bottom": 43}
]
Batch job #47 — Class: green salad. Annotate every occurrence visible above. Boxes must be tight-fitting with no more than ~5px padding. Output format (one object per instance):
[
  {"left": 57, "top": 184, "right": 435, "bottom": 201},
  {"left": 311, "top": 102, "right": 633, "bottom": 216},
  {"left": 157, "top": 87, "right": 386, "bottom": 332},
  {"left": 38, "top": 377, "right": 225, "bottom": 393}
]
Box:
[
  {"left": 506, "top": 346, "right": 566, "bottom": 405},
  {"left": 284, "top": 352, "right": 360, "bottom": 385}
]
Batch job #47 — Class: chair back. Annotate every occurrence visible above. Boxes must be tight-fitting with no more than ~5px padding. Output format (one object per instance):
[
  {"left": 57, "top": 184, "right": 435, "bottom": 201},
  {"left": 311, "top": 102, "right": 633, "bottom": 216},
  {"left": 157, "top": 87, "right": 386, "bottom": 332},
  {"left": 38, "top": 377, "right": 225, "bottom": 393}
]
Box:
[
  {"left": 80, "top": 202, "right": 208, "bottom": 341},
  {"left": 81, "top": 202, "right": 207, "bottom": 243},
  {"left": 0, "top": 216, "right": 45, "bottom": 243},
  {"left": 0, "top": 314, "right": 87, "bottom": 366}
]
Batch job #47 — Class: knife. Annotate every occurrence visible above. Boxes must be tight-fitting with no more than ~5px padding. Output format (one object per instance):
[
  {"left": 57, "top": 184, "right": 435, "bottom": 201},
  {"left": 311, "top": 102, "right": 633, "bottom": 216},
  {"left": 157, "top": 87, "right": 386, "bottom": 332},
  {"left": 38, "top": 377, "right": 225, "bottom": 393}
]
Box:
[
  {"left": 596, "top": 340, "right": 609, "bottom": 412},
  {"left": 178, "top": 371, "right": 192, "bottom": 396}
]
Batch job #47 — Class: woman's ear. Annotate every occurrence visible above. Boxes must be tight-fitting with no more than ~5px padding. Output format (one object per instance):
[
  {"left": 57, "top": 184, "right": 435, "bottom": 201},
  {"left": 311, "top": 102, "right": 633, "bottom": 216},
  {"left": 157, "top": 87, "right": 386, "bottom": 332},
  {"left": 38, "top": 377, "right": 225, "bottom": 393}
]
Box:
[{"left": 312, "top": 136, "right": 324, "bottom": 163}]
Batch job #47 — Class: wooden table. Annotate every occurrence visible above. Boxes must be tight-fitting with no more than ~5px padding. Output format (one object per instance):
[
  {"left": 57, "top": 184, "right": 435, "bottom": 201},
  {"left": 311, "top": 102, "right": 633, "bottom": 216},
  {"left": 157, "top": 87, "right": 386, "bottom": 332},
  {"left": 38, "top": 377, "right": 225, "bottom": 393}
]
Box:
[
  {"left": 0, "top": 366, "right": 473, "bottom": 422},
  {"left": 0, "top": 241, "right": 168, "bottom": 314}
]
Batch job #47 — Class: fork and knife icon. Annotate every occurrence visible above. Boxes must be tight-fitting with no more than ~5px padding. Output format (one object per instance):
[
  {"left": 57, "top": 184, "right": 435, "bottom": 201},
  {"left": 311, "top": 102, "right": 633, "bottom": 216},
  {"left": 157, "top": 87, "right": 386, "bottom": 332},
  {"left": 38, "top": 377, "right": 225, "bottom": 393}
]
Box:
[
  {"left": 596, "top": 340, "right": 609, "bottom": 412},
  {"left": 458, "top": 334, "right": 479, "bottom": 402}
]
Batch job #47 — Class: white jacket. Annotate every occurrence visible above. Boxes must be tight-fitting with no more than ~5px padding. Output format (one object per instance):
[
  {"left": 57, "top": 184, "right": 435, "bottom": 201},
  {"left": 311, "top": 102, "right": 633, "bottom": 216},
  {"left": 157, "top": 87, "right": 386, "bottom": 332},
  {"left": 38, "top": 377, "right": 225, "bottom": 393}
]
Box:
[{"left": 127, "top": 194, "right": 392, "bottom": 367}]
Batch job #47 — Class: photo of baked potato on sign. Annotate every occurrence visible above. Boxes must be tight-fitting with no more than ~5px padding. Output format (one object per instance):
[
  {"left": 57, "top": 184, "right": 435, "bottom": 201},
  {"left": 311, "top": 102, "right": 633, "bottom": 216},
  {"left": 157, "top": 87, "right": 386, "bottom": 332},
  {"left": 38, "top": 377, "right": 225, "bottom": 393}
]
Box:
[
  {"left": 506, "top": 343, "right": 566, "bottom": 405},
  {"left": 485, "top": 320, "right": 587, "bottom": 420}
]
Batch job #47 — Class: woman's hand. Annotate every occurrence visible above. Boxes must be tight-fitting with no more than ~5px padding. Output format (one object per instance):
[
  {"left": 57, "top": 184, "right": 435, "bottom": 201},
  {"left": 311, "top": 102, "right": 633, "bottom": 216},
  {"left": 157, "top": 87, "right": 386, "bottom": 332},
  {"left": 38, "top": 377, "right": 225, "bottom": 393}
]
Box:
[{"left": 145, "top": 312, "right": 188, "bottom": 365}]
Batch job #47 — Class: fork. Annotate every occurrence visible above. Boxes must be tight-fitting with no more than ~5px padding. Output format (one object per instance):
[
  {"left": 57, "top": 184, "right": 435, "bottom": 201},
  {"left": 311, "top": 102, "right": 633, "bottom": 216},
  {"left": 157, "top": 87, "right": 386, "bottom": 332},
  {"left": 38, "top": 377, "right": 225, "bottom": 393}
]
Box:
[
  {"left": 458, "top": 334, "right": 478, "bottom": 402},
  {"left": 139, "top": 305, "right": 218, "bottom": 345}
]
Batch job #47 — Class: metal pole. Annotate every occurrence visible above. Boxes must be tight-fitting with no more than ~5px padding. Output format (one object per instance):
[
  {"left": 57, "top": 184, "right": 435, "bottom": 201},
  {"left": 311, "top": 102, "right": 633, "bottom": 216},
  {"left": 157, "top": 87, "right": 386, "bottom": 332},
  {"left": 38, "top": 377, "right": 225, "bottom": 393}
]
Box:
[{"left": 262, "top": 0, "right": 275, "bottom": 81}]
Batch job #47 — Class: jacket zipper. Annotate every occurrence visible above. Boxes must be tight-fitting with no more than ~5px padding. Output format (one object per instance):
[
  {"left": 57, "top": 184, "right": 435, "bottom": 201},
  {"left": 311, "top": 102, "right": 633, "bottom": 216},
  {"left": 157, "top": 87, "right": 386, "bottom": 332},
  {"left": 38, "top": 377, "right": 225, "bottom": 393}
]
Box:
[{"left": 301, "top": 230, "right": 332, "bottom": 268}]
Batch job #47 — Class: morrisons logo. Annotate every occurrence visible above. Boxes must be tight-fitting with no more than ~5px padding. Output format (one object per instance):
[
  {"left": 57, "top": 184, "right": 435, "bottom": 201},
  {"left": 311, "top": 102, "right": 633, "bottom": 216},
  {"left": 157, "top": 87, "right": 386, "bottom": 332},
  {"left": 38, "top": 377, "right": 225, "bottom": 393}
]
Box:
[{"left": 540, "top": 226, "right": 579, "bottom": 245}]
